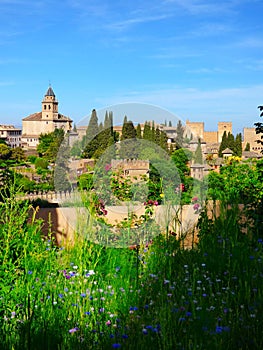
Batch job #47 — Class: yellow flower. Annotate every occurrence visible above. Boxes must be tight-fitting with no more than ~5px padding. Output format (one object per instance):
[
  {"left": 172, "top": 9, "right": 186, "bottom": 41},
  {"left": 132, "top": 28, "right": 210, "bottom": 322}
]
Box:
[{"left": 160, "top": 193, "right": 165, "bottom": 198}]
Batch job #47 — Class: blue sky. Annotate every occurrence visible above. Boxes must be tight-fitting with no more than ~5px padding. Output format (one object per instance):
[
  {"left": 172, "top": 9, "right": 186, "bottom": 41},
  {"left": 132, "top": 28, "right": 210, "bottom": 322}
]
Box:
[{"left": 0, "top": 0, "right": 263, "bottom": 134}]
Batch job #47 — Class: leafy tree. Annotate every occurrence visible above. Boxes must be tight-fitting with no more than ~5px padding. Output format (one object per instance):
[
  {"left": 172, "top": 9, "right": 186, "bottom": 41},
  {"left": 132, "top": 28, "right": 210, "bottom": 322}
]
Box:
[
  {"left": 10, "top": 147, "right": 26, "bottom": 162},
  {"left": 168, "top": 121, "right": 172, "bottom": 127},
  {"left": 0, "top": 144, "right": 11, "bottom": 160},
  {"left": 35, "top": 157, "right": 49, "bottom": 170},
  {"left": 37, "top": 129, "right": 65, "bottom": 162},
  {"left": 171, "top": 148, "right": 192, "bottom": 179}
]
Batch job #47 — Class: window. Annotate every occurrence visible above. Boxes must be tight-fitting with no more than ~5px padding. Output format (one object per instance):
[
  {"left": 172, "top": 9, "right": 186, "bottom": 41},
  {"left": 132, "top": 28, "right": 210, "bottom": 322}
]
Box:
[
  {"left": 44, "top": 105, "right": 46, "bottom": 110},
  {"left": 46, "top": 121, "right": 48, "bottom": 124}
]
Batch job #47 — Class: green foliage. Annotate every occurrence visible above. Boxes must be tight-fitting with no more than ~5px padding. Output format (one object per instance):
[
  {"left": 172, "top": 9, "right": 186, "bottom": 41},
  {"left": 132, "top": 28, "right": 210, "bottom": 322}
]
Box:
[
  {"left": 37, "top": 128, "right": 65, "bottom": 162},
  {"left": 0, "top": 144, "right": 11, "bottom": 160},
  {"left": 171, "top": 148, "right": 192, "bottom": 178},
  {"left": 78, "top": 173, "right": 93, "bottom": 190},
  {"left": 35, "top": 157, "right": 48, "bottom": 170},
  {"left": 244, "top": 142, "right": 250, "bottom": 151},
  {"left": 136, "top": 123, "right": 142, "bottom": 138},
  {"left": 27, "top": 155, "right": 37, "bottom": 164},
  {"left": 10, "top": 147, "right": 26, "bottom": 162},
  {"left": 194, "top": 139, "right": 203, "bottom": 164},
  {"left": 121, "top": 120, "right": 136, "bottom": 140},
  {"left": 0, "top": 183, "right": 263, "bottom": 349},
  {"left": 175, "top": 120, "right": 184, "bottom": 149},
  {"left": 219, "top": 131, "right": 242, "bottom": 157}
]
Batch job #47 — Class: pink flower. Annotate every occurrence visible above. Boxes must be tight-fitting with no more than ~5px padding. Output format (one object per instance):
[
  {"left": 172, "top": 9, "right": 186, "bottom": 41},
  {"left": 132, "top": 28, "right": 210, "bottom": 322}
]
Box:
[{"left": 193, "top": 203, "right": 200, "bottom": 211}]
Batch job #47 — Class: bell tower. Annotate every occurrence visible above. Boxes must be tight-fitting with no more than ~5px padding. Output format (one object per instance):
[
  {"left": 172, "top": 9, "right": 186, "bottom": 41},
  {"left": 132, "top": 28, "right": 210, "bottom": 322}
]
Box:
[{"left": 41, "top": 85, "right": 59, "bottom": 120}]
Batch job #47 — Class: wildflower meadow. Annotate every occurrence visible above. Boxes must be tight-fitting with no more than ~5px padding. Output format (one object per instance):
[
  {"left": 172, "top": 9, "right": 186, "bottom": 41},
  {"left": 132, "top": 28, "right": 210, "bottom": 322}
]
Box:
[{"left": 0, "top": 186, "right": 262, "bottom": 350}]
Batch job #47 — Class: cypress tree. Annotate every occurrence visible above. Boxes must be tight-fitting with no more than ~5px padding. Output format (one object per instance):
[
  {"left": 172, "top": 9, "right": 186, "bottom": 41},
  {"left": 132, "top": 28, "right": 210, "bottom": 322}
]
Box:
[
  {"left": 244, "top": 142, "right": 250, "bottom": 151},
  {"left": 136, "top": 124, "right": 142, "bottom": 138},
  {"left": 83, "top": 109, "right": 99, "bottom": 158},
  {"left": 143, "top": 121, "right": 152, "bottom": 141},
  {"left": 86, "top": 109, "right": 99, "bottom": 143},
  {"left": 194, "top": 139, "right": 203, "bottom": 164},
  {"left": 175, "top": 120, "right": 184, "bottom": 149},
  {"left": 121, "top": 120, "right": 136, "bottom": 140},
  {"left": 218, "top": 131, "right": 228, "bottom": 157},
  {"left": 155, "top": 127, "right": 161, "bottom": 146},
  {"left": 119, "top": 120, "right": 138, "bottom": 159},
  {"left": 159, "top": 130, "right": 168, "bottom": 152},
  {"left": 227, "top": 132, "right": 235, "bottom": 152},
  {"left": 234, "top": 133, "right": 242, "bottom": 157},
  {"left": 151, "top": 121, "right": 156, "bottom": 142}
]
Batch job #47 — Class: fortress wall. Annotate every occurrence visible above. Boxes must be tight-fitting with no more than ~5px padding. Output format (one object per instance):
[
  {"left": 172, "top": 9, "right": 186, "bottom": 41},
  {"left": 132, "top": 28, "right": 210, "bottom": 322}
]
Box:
[{"left": 203, "top": 131, "right": 218, "bottom": 143}]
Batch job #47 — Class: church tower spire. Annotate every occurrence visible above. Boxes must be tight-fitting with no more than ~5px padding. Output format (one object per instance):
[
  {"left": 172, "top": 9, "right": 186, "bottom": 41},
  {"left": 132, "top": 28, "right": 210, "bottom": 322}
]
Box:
[{"left": 41, "top": 85, "right": 59, "bottom": 120}]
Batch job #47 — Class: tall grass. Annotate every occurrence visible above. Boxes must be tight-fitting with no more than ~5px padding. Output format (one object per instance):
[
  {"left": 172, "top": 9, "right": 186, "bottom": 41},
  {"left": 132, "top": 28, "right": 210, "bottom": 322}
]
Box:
[{"left": 0, "top": 191, "right": 262, "bottom": 349}]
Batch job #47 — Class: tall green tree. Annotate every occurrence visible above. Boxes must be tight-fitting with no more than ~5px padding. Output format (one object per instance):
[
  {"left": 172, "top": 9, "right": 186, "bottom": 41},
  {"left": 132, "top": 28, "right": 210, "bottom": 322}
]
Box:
[
  {"left": 227, "top": 132, "right": 235, "bottom": 153},
  {"left": 136, "top": 123, "right": 142, "bottom": 139},
  {"left": 234, "top": 133, "right": 242, "bottom": 157},
  {"left": 218, "top": 131, "right": 228, "bottom": 157},
  {"left": 194, "top": 139, "right": 203, "bottom": 164},
  {"left": 142, "top": 121, "right": 152, "bottom": 141},
  {"left": 120, "top": 120, "right": 138, "bottom": 159},
  {"left": 82, "top": 109, "right": 100, "bottom": 158},
  {"left": 244, "top": 142, "right": 250, "bottom": 151},
  {"left": 159, "top": 130, "right": 168, "bottom": 152},
  {"left": 175, "top": 120, "right": 184, "bottom": 149},
  {"left": 86, "top": 109, "right": 99, "bottom": 144}
]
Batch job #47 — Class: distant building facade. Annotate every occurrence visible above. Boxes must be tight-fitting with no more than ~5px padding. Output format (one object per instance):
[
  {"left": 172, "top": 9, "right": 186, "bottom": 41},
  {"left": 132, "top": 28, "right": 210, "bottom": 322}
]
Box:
[
  {"left": 22, "top": 86, "right": 72, "bottom": 150},
  {"left": 0, "top": 124, "right": 22, "bottom": 148},
  {"left": 185, "top": 120, "right": 232, "bottom": 143},
  {"left": 243, "top": 127, "right": 263, "bottom": 154}
]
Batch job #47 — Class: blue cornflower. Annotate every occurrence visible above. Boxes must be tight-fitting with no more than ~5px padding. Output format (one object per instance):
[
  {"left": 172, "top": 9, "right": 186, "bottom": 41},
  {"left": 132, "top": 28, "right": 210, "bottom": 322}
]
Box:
[
  {"left": 112, "top": 344, "right": 121, "bottom": 348},
  {"left": 85, "top": 312, "right": 91, "bottom": 315},
  {"left": 28, "top": 270, "right": 33, "bottom": 275},
  {"left": 80, "top": 293, "right": 86, "bottom": 297},
  {"left": 129, "top": 306, "right": 138, "bottom": 311},
  {"left": 58, "top": 294, "right": 63, "bottom": 298}
]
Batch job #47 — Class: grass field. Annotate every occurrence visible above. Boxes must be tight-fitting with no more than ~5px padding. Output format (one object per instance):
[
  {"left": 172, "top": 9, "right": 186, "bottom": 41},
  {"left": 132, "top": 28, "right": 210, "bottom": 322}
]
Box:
[{"left": 0, "top": 195, "right": 262, "bottom": 349}]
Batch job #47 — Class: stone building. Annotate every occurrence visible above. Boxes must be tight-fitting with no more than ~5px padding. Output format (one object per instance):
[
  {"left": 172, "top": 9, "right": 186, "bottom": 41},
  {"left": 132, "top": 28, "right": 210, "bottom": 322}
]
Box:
[
  {"left": 111, "top": 159, "right": 150, "bottom": 180},
  {"left": 0, "top": 124, "right": 22, "bottom": 148},
  {"left": 22, "top": 86, "right": 72, "bottom": 150},
  {"left": 185, "top": 120, "right": 232, "bottom": 143},
  {"left": 243, "top": 127, "right": 263, "bottom": 154}
]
